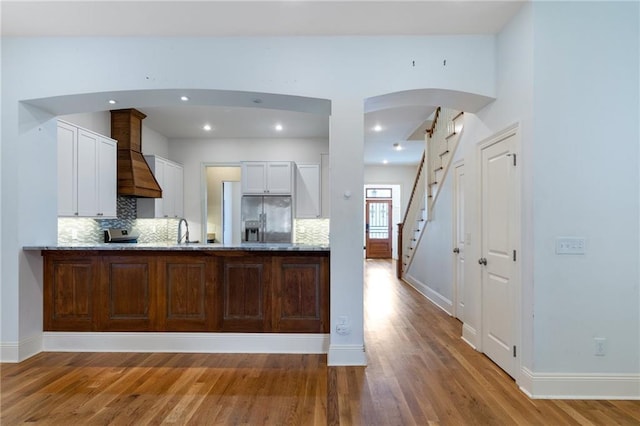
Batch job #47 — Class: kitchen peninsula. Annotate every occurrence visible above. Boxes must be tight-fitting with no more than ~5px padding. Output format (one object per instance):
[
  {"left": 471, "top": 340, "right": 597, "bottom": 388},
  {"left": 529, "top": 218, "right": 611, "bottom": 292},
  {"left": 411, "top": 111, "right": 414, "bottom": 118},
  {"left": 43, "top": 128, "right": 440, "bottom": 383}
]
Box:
[{"left": 31, "top": 243, "right": 329, "bottom": 335}]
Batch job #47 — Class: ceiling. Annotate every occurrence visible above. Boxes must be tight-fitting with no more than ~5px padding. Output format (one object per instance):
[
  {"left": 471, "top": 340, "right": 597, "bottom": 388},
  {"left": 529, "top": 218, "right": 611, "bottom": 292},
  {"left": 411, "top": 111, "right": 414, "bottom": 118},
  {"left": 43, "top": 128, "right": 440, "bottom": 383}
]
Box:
[{"left": 6, "top": 0, "right": 525, "bottom": 166}]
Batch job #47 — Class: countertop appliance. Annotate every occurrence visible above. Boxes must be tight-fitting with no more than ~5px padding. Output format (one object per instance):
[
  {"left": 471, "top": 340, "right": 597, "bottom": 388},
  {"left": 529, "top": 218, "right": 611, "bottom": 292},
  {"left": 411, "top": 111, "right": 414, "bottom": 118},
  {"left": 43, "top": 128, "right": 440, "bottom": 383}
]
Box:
[
  {"left": 104, "top": 228, "right": 140, "bottom": 243},
  {"left": 241, "top": 195, "right": 292, "bottom": 243}
]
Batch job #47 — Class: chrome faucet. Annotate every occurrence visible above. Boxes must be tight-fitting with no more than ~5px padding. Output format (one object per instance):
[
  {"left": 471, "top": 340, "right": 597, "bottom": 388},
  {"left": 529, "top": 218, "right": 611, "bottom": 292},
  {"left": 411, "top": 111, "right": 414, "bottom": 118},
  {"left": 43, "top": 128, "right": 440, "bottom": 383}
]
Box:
[{"left": 177, "top": 218, "right": 190, "bottom": 243}]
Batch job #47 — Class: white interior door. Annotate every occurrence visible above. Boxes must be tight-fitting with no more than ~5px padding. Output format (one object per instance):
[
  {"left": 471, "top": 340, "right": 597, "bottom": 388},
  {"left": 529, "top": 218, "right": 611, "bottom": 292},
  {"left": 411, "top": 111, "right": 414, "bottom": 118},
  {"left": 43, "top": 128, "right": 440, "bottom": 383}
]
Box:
[
  {"left": 480, "top": 132, "right": 518, "bottom": 378},
  {"left": 453, "top": 163, "right": 465, "bottom": 321},
  {"left": 222, "top": 181, "right": 242, "bottom": 245}
]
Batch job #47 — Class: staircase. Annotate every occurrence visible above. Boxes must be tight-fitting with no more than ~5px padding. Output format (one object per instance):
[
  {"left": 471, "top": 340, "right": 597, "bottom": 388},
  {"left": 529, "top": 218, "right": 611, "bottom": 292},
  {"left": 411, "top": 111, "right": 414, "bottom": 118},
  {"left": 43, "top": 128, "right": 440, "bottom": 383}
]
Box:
[{"left": 397, "top": 107, "right": 464, "bottom": 278}]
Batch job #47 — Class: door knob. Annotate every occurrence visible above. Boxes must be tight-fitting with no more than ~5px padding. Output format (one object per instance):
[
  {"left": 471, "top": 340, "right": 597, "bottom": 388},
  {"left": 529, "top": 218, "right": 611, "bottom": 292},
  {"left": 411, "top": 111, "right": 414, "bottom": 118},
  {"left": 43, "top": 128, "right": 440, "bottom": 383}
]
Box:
[
  {"left": 478, "top": 257, "right": 487, "bottom": 265},
  {"left": 453, "top": 248, "right": 460, "bottom": 254}
]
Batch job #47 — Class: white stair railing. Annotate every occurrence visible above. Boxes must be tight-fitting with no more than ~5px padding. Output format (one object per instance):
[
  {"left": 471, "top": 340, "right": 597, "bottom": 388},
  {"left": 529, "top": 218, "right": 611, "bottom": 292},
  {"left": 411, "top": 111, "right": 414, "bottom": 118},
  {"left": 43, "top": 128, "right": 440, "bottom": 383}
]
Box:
[{"left": 399, "top": 108, "right": 465, "bottom": 277}]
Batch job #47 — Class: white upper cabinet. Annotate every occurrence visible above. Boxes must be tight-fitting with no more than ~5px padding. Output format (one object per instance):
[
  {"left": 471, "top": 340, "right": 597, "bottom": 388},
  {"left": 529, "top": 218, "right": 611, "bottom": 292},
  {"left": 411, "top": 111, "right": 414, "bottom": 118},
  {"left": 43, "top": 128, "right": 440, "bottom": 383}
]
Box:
[
  {"left": 241, "top": 161, "right": 293, "bottom": 195},
  {"left": 57, "top": 122, "right": 78, "bottom": 217},
  {"left": 95, "top": 134, "right": 118, "bottom": 218},
  {"left": 57, "top": 121, "right": 117, "bottom": 218},
  {"left": 137, "top": 155, "right": 184, "bottom": 218},
  {"left": 295, "top": 164, "right": 321, "bottom": 218}
]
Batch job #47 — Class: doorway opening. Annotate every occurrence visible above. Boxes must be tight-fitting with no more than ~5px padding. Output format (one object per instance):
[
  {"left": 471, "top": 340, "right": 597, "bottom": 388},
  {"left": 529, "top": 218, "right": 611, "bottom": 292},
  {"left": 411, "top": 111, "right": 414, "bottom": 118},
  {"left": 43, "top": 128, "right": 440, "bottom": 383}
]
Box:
[
  {"left": 203, "top": 164, "right": 241, "bottom": 244},
  {"left": 363, "top": 185, "right": 401, "bottom": 259}
]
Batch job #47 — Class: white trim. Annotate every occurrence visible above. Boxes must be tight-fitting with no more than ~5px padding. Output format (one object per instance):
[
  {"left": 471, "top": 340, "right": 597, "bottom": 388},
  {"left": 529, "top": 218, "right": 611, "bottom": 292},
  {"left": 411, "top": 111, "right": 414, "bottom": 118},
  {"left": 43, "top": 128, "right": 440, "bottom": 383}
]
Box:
[
  {"left": 520, "top": 367, "right": 640, "bottom": 400},
  {"left": 475, "top": 122, "right": 522, "bottom": 380},
  {"left": 200, "top": 161, "right": 242, "bottom": 243},
  {"left": 461, "top": 323, "right": 478, "bottom": 350},
  {"left": 43, "top": 332, "right": 329, "bottom": 354},
  {"left": 0, "top": 341, "right": 19, "bottom": 363},
  {"left": 327, "top": 344, "right": 367, "bottom": 366},
  {"left": 451, "top": 159, "right": 465, "bottom": 321},
  {"left": 0, "top": 334, "right": 43, "bottom": 363},
  {"left": 403, "top": 274, "right": 453, "bottom": 315}
]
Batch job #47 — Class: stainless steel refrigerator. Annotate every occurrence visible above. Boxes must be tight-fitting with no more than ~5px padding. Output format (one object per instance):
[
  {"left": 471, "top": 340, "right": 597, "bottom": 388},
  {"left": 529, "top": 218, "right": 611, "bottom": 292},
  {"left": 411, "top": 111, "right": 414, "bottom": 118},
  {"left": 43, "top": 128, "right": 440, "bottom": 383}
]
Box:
[{"left": 241, "top": 195, "right": 292, "bottom": 243}]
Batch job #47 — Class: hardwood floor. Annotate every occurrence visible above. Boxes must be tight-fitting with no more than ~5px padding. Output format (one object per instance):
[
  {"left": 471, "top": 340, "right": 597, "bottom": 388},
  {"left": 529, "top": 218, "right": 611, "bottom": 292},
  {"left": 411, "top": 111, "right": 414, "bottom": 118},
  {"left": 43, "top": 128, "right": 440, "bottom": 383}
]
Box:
[{"left": 2, "top": 259, "right": 639, "bottom": 425}]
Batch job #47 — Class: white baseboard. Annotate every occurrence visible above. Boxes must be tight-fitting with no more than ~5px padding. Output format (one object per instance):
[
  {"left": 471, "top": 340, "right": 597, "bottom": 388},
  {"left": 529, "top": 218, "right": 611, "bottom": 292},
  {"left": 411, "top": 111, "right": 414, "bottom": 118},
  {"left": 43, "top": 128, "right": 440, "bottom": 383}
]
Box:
[
  {"left": 461, "top": 323, "right": 478, "bottom": 350},
  {"left": 520, "top": 367, "right": 640, "bottom": 400},
  {"left": 0, "top": 334, "right": 43, "bottom": 363},
  {"left": 0, "top": 341, "right": 19, "bottom": 363},
  {"left": 327, "top": 344, "right": 367, "bottom": 366},
  {"left": 403, "top": 274, "right": 453, "bottom": 315},
  {"left": 43, "top": 332, "right": 329, "bottom": 354}
]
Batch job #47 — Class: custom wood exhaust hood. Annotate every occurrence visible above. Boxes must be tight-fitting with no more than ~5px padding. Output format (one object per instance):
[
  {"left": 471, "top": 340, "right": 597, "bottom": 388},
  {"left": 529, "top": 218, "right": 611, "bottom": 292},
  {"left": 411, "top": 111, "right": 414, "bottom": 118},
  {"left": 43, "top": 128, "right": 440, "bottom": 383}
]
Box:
[{"left": 110, "top": 108, "right": 162, "bottom": 198}]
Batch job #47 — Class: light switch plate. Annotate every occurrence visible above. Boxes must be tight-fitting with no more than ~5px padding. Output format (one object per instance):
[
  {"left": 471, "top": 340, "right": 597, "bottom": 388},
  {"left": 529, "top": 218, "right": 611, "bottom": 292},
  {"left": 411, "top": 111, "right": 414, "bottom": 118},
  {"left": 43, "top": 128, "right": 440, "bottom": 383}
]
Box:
[{"left": 555, "top": 237, "right": 586, "bottom": 255}]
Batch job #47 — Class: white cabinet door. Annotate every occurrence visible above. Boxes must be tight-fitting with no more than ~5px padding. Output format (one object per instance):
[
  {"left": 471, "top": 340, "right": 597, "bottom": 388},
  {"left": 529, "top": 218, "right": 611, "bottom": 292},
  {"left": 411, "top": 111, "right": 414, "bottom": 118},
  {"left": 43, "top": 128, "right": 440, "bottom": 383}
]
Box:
[
  {"left": 172, "top": 163, "right": 184, "bottom": 218},
  {"left": 57, "top": 122, "right": 77, "bottom": 217},
  {"left": 76, "top": 129, "right": 99, "bottom": 217},
  {"left": 97, "top": 137, "right": 117, "bottom": 218},
  {"left": 241, "top": 161, "right": 293, "bottom": 194},
  {"left": 138, "top": 156, "right": 166, "bottom": 218},
  {"left": 57, "top": 121, "right": 117, "bottom": 218},
  {"left": 137, "top": 156, "right": 183, "bottom": 218},
  {"left": 295, "top": 164, "right": 321, "bottom": 218},
  {"left": 266, "top": 162, "right": 293, "bottom": 194},
  {"left": 241, "top": 162, "right": 268, "bottom": 194}
]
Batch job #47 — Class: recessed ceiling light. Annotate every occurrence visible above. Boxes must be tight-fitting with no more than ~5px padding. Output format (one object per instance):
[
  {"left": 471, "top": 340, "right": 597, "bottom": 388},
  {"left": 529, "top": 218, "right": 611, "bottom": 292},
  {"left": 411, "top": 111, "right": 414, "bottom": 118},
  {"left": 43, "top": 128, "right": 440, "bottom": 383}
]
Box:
[
  {"left": 253, "top": 98, "right": 263, "bottom": 104},
  {"left": 382, "top": 159, "right": 388, "bottom": 164},
  {"left": 203, "top": 124, "right": 212, "bottom": 131},
  {"left": 393, "top": 143, "right": 403, "bottom": 151},
  {"left": 275, "top": 124, "right": 283, "bottom": 131},
  {"left": 108, "top": 99, "right": 117, "bottom": 105},
  {"left": 373, "top": 124, "right": 382, "bottom": 132},
  {"left": 180, "top": 96, "right": 189, "bottom": 102}
]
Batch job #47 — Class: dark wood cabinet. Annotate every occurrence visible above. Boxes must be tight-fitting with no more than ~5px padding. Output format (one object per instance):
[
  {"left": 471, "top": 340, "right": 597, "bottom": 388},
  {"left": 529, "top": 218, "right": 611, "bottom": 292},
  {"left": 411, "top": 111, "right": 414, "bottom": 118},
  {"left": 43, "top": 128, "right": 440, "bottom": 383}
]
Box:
[
  {"left": 44, "top": 254, "right": 98, "bottom": 331},
  {"left": 220, "top": 257, "right": 271, "bottom": 332},
  {"left": 159, "top": 254, "right": 215, "bottom": 331},
  {"left": 273, "top": 257, "right": 329, "bottom": 333},
  {"left": 43, "top": 250, "right": 329, "bottom": 334},
  {"left": 100, "top": 256, "right": 156, "bottom": 331}
]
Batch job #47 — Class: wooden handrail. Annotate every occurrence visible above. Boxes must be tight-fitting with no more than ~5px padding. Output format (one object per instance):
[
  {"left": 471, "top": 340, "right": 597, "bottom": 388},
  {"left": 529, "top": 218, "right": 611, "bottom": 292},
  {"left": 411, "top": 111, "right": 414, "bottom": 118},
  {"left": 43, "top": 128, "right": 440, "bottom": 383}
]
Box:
[
  {"left": 401, "top": 106, "right": 441, "bottom": 226},
  {"left": 401, "top": 151, "right": 425, "bottom": 226},
  {"left": 425, "top": 107, "right": 441, "bottom": 137}
]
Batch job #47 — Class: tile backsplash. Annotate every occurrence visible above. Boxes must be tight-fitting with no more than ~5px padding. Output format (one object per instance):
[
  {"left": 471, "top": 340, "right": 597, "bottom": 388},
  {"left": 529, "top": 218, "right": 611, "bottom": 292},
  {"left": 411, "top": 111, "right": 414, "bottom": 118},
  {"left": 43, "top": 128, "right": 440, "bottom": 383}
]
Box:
[
  {"left": 58, "top": 197, "right": 178, "bottom": 244},
  {"left": 59, "top": 197, "right": 330, "bottom": 246},
  {"left": 293, "top": 218, "right": 330, "bottom": 246}
]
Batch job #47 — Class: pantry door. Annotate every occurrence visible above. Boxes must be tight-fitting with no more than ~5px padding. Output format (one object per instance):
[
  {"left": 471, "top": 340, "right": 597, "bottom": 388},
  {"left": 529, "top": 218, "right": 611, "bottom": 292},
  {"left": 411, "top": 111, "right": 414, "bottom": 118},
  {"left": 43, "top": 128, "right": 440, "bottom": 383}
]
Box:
[
  {"left": 453, "top": 162, "right": 465, "bottom": 321},
  {"left": 479, "top": 128, "right": 519, "bottom": 378}
]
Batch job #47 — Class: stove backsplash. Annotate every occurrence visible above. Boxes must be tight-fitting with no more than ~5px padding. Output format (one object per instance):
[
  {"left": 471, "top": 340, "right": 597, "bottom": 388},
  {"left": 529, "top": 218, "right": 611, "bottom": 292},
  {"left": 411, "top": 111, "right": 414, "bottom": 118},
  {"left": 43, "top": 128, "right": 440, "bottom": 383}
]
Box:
[{"left": 58, "top": 197, "right": 178, "bottom": 244}]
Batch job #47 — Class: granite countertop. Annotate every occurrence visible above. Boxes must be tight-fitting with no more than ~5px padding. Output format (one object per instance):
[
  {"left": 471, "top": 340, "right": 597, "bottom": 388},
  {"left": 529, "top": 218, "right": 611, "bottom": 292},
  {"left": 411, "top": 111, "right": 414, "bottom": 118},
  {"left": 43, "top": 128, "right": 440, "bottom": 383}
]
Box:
[{"left": 23, "top": 242, "right": 330, "bottom": 252}]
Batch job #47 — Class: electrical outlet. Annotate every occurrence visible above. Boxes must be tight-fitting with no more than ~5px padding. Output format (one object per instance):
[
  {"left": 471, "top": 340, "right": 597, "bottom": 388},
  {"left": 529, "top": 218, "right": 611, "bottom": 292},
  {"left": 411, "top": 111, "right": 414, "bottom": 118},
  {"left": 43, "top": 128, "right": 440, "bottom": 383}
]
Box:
[
  {"left": 594, "top": 337, "right": 607, "bottom": 356},
  {"left": 336, "top": 316, "right": 351, "bottom": 335}
]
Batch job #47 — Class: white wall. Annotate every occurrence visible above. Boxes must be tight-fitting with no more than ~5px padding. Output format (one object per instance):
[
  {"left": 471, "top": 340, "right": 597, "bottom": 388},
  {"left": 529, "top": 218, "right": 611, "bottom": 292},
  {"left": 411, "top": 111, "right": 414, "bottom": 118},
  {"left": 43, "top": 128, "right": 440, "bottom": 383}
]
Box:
[
  {"left": 530, "top": 1, "right": 639, "bottom": 376},
  {"left": 142, "top": 125, "right": 170, "bottom": 158},
  {"left": 60, "top": 111, "right": 110, "bottom": 136},
  {"left": 405, "top": 163, "right": 455, "bottom": 312}
]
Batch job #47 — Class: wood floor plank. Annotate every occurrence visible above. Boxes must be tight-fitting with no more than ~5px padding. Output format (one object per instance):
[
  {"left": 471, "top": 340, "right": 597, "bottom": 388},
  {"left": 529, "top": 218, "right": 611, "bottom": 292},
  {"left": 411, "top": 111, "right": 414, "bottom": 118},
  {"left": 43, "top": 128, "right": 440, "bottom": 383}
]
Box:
[{"left": 2, "top": 259, "right": 638, "bottom": 425}]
